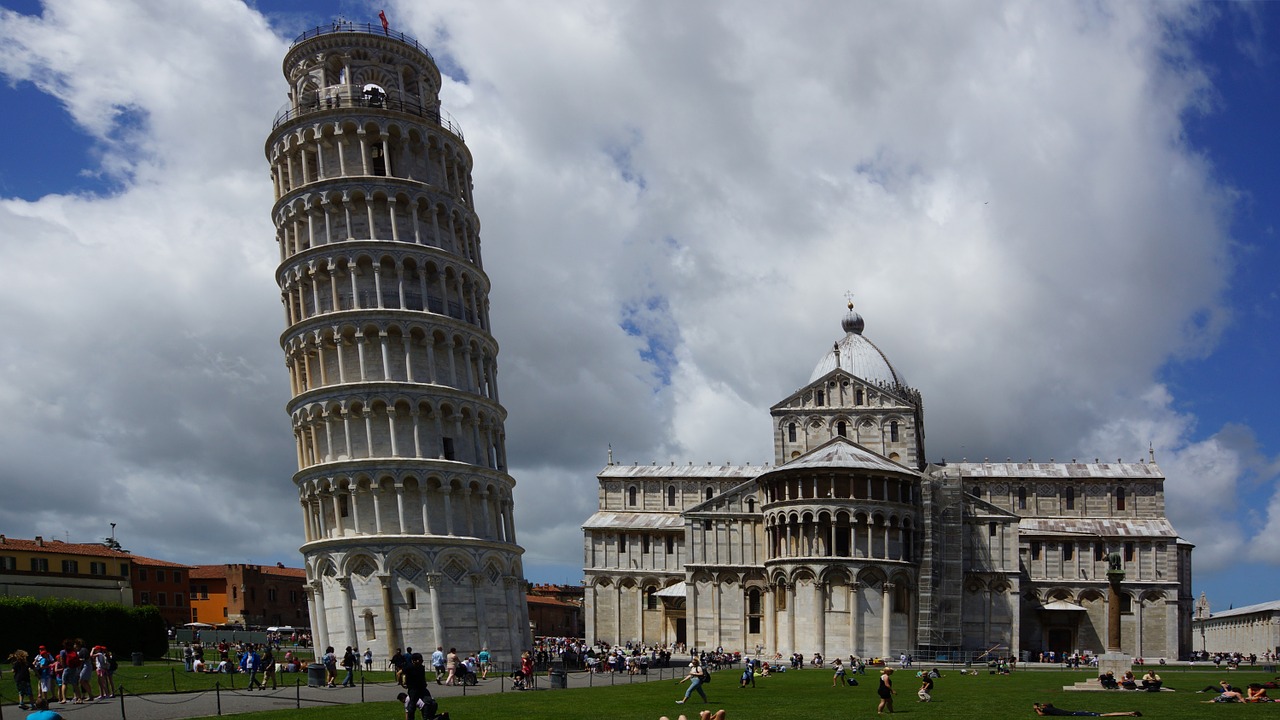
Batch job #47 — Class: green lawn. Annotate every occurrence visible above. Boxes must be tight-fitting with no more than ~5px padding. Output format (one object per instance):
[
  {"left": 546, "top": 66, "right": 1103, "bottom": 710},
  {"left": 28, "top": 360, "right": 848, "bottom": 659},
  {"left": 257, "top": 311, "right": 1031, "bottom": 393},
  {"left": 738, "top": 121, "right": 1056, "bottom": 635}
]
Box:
[{"left": 164, "top": 664, "right": 1276, "bottom": 720}]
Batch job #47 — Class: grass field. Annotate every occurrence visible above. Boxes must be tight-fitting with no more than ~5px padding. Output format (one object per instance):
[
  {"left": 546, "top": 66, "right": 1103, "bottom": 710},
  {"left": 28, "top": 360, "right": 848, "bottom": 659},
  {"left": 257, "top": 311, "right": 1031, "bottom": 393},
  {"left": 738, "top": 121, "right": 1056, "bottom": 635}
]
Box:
[
  {"left": 8, "top": 662, "right": 1276, "bottom": 719},
  {"left": 209, "top": 664, "right": 1279, "bottom": 720}
]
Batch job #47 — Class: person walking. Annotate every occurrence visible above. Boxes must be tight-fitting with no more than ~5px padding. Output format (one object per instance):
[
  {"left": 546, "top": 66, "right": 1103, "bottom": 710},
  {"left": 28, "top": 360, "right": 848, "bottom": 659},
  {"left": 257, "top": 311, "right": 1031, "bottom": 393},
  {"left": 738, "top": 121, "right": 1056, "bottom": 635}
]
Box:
[
  {"left": 444, "top": 648, "right": 459, "bottom": 686},
  {"left": 244, "top": 646, "right": 264, "bottom": 690},
  {"left": 676, "top": 657, "right": 709, "bottom": 705},
  {"left": 877, "top": 667, "right": 896, "bottom": 714},
  {"left": 341, "top": 646, "right": 357, "bottom": 687},
  {"left": 261, "top": 647, "right": 277, "bottom": 690},
  {"left": 402, "top": 653, "right": 433, "bottom": 720},
  {"left": 8, "top": 649, "right": 34, "bottom": 709}
]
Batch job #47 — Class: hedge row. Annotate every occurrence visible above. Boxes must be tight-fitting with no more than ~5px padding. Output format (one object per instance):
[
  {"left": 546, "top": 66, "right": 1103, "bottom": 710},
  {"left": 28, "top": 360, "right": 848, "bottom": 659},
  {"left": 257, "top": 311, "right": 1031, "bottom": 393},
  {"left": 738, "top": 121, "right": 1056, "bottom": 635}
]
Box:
[{"left": 0, "top": 596, "right": 166, "bottom": 658}]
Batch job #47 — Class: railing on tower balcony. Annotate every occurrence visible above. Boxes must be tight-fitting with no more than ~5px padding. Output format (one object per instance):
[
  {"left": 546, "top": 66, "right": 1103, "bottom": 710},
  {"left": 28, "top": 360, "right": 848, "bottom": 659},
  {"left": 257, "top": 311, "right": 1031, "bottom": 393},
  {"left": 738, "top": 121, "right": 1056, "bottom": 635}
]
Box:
[
  {"left": 272, "top": 84, "right": 464, "bottom": 140},
  {"left": 290, "top": 22, "right": 435, "bottom": 63}
]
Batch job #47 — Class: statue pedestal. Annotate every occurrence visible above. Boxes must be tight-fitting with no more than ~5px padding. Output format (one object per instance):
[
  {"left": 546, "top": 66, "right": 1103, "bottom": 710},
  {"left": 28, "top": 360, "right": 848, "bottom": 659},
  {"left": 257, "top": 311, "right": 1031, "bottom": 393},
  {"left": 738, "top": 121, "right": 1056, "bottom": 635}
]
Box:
[
  {"left": 1097, "top": 652, "right": 1132, "bottom": 679},
  {"left": 1063, "top": 652, "right": 1133, "bottom": 691}
]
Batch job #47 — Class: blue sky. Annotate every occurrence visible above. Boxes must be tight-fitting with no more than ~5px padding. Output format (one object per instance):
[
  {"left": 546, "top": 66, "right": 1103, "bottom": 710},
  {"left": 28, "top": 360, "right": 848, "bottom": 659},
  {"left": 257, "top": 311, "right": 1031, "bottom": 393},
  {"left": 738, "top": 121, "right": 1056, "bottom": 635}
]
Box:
[{"left": 0, "top": 0, "right": 1277, "bottom": 617}]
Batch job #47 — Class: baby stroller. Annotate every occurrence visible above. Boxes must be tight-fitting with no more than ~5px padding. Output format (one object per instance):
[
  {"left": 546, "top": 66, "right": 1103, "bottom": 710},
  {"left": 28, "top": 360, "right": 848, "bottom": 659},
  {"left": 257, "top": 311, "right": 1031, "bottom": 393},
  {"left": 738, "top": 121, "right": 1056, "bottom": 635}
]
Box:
[{"left": 511, "top": 669, "right": 528, "bottom": 690}]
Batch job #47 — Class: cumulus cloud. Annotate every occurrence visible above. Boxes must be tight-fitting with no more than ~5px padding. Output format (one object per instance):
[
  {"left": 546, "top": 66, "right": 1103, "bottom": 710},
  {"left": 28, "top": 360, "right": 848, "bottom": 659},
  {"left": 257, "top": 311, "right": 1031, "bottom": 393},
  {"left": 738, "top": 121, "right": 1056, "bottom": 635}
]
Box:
[{"left": 0, "top": 0, "right": 1272, "bottom": 598}]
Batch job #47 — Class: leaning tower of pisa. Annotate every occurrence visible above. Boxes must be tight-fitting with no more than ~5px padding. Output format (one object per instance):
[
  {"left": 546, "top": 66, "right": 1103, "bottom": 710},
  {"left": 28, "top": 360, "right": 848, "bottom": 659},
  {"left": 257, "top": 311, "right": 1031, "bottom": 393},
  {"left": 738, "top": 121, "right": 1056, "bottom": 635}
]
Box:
[{"left": 265, "top": 22, "right": 529, "bottom": 662}]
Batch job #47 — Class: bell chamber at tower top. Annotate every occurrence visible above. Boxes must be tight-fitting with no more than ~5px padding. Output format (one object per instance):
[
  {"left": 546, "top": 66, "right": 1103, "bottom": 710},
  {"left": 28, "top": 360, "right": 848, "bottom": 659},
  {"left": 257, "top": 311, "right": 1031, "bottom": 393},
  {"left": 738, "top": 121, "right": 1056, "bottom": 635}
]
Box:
[{"left": 272, "top": 24, "right": 463, "bottom": 139}]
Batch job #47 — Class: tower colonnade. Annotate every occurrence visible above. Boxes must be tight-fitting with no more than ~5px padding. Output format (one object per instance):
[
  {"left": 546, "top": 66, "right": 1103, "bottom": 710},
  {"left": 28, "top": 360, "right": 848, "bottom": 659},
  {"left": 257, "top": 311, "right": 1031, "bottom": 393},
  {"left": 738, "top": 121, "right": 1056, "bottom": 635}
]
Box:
[
  {"left": 283, "top": 321, "right": 499, "bottom": 400},
  {"left": 273, "top": 187, "right": 483, "bottom": 270},
  {"left": 268, "top": 24, "right": 527, "bottom": 662},
  {"left": 297, "top": 471, "right": 517, "bottom": 544}
]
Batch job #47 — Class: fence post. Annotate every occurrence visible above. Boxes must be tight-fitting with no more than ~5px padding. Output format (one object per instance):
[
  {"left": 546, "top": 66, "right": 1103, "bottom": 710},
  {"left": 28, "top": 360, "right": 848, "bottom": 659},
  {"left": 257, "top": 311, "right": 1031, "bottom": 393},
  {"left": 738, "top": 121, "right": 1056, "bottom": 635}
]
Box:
[
  {"left": 172, "top": 667, "right": 177, "bottom": 692},
  {"left": 296, "top": 678, "right": 301, "bottom": 709},
  {"left": 119, "top": 686, "right": 127, "bottom": 720},
  {"left": 215, "top": 682, "right": 221, "bottom": 716}
]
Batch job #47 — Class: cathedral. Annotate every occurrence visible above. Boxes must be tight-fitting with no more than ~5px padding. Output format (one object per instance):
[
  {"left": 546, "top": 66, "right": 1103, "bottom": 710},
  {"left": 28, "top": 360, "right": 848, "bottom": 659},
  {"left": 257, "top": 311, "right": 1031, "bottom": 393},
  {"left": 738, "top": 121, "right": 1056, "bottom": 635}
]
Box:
[{"left": 582, "top": 304, "right": 1194, "bottom": 661}]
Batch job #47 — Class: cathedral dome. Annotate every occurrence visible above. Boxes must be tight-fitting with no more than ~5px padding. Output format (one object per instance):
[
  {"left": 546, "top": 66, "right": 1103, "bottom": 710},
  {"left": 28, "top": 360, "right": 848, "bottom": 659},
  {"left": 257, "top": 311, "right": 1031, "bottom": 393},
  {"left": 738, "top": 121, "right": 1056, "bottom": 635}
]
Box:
[{"left": 808, "top": 304, "right": 907, "bottom": 387}]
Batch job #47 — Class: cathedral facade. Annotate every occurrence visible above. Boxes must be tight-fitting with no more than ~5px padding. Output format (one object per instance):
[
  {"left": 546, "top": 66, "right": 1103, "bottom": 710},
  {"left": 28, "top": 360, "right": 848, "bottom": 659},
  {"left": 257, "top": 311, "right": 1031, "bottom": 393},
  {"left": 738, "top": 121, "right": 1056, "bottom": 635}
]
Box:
[{"left": 583, "top": 305, "right": 1194, "bottom": 660}]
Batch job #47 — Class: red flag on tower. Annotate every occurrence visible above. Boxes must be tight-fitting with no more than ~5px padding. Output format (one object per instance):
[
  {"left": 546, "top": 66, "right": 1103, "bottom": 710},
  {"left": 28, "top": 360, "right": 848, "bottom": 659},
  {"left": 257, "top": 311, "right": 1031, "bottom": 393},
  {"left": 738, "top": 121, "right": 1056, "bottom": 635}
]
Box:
[{"left": 379, "top": 10, "right": 389, "bottom": 32}]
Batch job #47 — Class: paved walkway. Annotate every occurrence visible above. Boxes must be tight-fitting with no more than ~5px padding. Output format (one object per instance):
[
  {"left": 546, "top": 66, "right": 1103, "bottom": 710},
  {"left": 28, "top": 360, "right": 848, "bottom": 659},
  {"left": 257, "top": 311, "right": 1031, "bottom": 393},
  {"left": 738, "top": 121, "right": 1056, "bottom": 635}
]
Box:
[{"left": 4, "top": 669, "right": 686, "bottom": 720}]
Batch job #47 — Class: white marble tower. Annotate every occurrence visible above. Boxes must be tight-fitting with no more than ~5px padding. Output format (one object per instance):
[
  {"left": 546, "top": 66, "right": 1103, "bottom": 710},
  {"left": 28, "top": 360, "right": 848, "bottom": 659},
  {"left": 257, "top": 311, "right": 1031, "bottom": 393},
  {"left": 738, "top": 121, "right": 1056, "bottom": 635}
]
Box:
[{"left": 266, "top": 22, "right": 528, "bottom": 662}]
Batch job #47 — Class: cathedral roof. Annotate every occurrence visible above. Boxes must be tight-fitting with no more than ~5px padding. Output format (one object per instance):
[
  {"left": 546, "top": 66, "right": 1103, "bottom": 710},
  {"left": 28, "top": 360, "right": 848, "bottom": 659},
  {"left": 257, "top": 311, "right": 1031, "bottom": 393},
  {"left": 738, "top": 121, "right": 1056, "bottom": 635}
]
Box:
[
  {"left": 950, "top": 461, "right": 1164, "bottom": 479},
  {"left": 581, "top": 511, "right": 686, "bottom": 531},
  {"left": 599, "top": 464, "right": 765, "bottom": 479},
  {"left": 808, "top": 303, "right": 908, "bottom": 387},
  {"left": 774, "top": 437, "right": 916, "bottom": 476},
  {"left": 1203, "top": 599, "right": 1280, "bottom": 621},
  {"left": 1017, "top": 517, "right": 1180, "bottom": 538}
]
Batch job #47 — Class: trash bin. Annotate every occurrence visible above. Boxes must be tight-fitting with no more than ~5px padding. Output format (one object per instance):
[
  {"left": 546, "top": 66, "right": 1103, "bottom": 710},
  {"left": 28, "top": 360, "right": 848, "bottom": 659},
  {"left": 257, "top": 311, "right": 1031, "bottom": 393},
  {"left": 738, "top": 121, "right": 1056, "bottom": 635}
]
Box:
[
  {"left": 131, "top": 652, "right": 144, "bottom": 666},
  {"left": 307, "top": 664, "right": 328, "bottom": 687},
  {"left": 549, "top": 669, "right": 567, "bottom": 689}
]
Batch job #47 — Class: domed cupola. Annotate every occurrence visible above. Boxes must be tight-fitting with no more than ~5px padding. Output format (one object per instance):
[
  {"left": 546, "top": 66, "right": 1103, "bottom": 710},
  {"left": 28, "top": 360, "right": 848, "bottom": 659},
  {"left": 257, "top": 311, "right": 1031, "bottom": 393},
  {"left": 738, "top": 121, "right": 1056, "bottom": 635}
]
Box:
[{"left": 809, "top": 302, "right": 907, "bottom": 387}]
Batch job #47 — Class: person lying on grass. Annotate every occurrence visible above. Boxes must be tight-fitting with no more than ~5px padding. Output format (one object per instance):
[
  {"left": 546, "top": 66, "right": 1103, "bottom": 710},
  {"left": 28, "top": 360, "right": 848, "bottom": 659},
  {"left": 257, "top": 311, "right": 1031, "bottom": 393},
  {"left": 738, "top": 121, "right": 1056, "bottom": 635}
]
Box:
[
  {"left": 1032, "top": 702, "right": 1142, "bottom": 717},
  {"left": 660, "top": 710, "right": 726, "bottom": 720}
]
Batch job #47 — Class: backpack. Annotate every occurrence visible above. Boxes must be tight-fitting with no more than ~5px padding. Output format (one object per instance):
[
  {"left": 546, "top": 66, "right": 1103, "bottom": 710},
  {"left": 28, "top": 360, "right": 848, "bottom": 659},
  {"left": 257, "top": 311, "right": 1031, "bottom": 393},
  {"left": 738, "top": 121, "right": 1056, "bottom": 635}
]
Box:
[
  {"left": 700, "top": 669, "right": 711, "bottom": 684},
  {"left": 108, "top": 656, "right": 119, "bottom": 673}
]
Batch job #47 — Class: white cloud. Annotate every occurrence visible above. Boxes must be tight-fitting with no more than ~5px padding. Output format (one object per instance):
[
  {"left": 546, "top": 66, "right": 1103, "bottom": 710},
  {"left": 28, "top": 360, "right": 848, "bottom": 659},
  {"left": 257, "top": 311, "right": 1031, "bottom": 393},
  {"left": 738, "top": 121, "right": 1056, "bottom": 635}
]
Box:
[{"left": 0, "top": 0, "right": 1271, "bottom": 596}]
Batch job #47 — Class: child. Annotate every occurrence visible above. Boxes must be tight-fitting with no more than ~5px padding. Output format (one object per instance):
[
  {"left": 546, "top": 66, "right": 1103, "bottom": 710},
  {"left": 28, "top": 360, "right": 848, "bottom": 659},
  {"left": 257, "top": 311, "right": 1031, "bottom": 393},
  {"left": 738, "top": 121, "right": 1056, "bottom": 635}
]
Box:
[
  {"left": 832, "top": 659, "right": 846, "bottom": 687},
  {"left": 397, "top": 691, "right": 448, "bottom": 720},
  {"left": 918, "top": 673, "right": 934, "bottom": 702}
]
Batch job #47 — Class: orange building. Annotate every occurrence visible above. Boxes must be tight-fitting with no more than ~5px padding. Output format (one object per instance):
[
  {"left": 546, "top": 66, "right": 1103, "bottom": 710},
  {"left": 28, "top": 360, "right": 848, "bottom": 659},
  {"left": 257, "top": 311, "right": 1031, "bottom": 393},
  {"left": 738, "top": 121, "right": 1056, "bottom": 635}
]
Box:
[
  {"left": 129, "top": 555, "right": 193, "bottom": 627},
  {"left": 527, "top": 584, "right": 584, "bottom": 638},
  {"left": 0, "top": 535, "right": 133, "bottom": 604},
  {"left": 189, "top": 563, "right": 307, "bottom": 628}
]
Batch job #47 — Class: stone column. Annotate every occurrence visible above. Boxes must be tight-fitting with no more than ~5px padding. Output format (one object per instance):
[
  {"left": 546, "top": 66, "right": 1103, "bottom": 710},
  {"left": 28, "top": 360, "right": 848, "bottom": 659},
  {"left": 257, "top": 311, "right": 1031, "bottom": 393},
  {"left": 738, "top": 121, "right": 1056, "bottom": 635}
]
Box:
[
  {"left": 814, "top": 580, "right": 826, "bottom": 657},
  {"left": 585, "top": 582, "right": 597, "bottom": 646},
  {"left": 337, "top": 577, "right": 358, "bottom": 651},
  {"left": 689, "top": 582, "right": 700, "bottom": 650},
  {"left": 615, "top": 583, "right": 623, "bottom": 645},
  {"left": 785, "top": 583, "right": 796, "bottom": 654},
  {"left": 849, "top": 582, "right": 860, "bottom": 656},
  {"left": 307, "top": 583, "right": 327, "bottom": 651},
  {"left": 472, "top": 574, "right": 489, "bottom": 650},
  {"left": 763, "top": 586, "right": 775, "bottom": 655},
  {"left": 1134, "top": 597, "right": 1144, "bottom": 657},
  {"left": 379, "top": 574, "right": 397, "bottom": 657},
  {"left": 880, "top": 582, "right": 893, "bottom": 657},
  {"left": 426, "top": 573, "right": 444, "bottom": 649},
  {"left": 1098, "top": 551, "right": 1132, "bottom": 680},
  {"left": 713, "top": 579, "right": 722, "bottom": 649}
]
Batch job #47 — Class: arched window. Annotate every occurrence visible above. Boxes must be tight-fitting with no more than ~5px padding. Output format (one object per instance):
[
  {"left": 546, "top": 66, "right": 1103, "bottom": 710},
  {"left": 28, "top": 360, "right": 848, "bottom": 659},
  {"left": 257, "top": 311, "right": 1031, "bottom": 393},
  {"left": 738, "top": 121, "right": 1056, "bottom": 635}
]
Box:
[
  {"left": 370, "top": 142, "right": 387, "bottom": 176},
  {"left": 705, "top": 486, "right": 714, "bottom": 501},
  {"left": 972, "top": 485, "right": 981, "bottom": 498},
  {"left": 1018, "top": 486, "right": 1027, "bottom": 510},
  {"left": 1116, "top": 487, "right": 1126, "bottom": 511},
  {"left": 837, "top": 421, "right": 847, "bottom": 437},
  {"left": 816, "top": 390, "right": 825, "bottom": 406},
  {"left": 628, "top": 486, "right": 638, "bottom": 507},
  {"left": 1064, "top": 486, "right": 1075, "bottom": 510},
  {"left": 745, "top": 497, "right": 756, "bottom": 512},
  {"left": 889, "top": 421, "right": 900, "bottom": 442},
  {"left": 667, "top": 486, "right": 676, "bottom": 506},
  {"left": 747, "top": 588, "right": 762, "bottom": 633},
  {"left": 407, "top": 589, "right": 417, "bottom": 610},
  {"left": 856, "top": 388, "right": 864, "bottom": 404},
  {"left": 788, "top": 423, "right": 797, "bottom": 443},
  {"left": 646, "top": 586, "right": 658, "bottom": 610}
]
